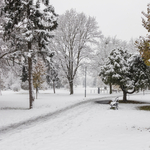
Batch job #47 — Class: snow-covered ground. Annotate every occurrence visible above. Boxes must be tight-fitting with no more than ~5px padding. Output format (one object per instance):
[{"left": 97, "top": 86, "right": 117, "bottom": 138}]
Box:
[{"left": 0, "top": 88, "right": 150, "bottom": 150}]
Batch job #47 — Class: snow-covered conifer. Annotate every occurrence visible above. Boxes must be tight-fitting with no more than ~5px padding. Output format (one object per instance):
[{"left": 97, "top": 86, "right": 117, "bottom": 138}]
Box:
[
  {"left": 100, "top": 48, "right": 150, "bottom": 102},
  {"left": 100, "top": 48, "right": 131, "bottom": 95},
  {"left": 1, "top": 0, "right": 58, "bottom": 108}
]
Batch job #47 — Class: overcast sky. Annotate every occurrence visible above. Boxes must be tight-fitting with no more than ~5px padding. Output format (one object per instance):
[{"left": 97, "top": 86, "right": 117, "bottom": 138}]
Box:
[{"left": 50, "top": 0, "right": 150, "bottom": 41}]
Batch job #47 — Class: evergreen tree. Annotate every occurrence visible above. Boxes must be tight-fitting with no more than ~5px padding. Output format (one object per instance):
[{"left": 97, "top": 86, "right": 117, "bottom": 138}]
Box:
[
  {"left": 100, "top": 48, "right": 150, "bottom": 102},
  {"left": 128, "top": 54, "right": 150, "bottom": 91},
  {"left": 100, "top": 48, "right": 131, "bottom": 95},
  {"left": 1, "top": 0, "right": 58, "bottom": 108}
]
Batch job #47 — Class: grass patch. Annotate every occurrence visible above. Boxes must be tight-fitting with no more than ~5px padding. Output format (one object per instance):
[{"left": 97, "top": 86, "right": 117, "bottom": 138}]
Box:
[
  {"left": 118, "top": 100, "right": 150, "bottom": 111},
  {"left": 138, "top": 105, "right": 150, "bottom": 111},
  {"left": 119, "top": 100, "right": 149, "bottom": 104}
]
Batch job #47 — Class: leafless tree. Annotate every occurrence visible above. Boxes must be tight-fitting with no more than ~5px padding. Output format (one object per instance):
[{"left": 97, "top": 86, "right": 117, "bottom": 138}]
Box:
[{"left": 51, "top": 9, "right": 102, "bottom": 94}]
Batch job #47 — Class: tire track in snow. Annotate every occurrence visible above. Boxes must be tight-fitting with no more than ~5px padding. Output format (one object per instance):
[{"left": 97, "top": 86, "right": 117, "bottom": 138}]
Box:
[{"left": 0, "top": 95, "right": 119, "bottom": 135}]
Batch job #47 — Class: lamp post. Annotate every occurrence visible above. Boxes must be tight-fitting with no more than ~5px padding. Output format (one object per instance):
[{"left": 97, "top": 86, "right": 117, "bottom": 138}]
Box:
[
  {"left": 85, "top": 66, "right": 87, "bottom": 97},
  {"left": 0, "top": 72, "right": 1, "bottom": 95}
]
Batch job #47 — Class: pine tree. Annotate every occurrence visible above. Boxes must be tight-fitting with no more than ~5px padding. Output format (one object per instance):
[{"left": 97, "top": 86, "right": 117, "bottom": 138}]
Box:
[
  {"left": 100, "top": 48, "right": 131, "bottom": 95},
  {"left": 1, "top": 0, "right": 58, "bottom": 108},
  {"left": 100, "top": 48, "right": 150, "bottom": 102}
]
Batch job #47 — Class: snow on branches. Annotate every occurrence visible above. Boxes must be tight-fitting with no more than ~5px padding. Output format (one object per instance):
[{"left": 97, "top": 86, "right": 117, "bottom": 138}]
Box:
[{"left": 100, "top": 48, "right": 150, "bottom": 101}]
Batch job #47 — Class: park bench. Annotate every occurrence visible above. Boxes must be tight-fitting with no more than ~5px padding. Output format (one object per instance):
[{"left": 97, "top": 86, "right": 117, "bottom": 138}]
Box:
[
  {"left": 112, "top": 89, "right": 118, "bottom": 93},
  {"left": 110, "top": 97, "right": 119, "bottom": 110}
]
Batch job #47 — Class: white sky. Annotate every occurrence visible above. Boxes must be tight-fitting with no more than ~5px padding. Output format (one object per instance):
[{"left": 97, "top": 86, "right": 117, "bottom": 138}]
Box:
[{"left": 50, "top": 0, "right": 150, "bottom": 41}]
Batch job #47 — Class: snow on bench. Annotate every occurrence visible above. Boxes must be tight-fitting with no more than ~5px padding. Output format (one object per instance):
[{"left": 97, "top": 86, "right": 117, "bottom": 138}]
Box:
[{"left": 110, "top": 97, "right": 119, "bottom": 110}]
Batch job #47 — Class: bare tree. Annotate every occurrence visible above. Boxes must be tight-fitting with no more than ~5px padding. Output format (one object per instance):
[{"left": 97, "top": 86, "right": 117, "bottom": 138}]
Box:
[
  {"left": 50, "top": 9, "right": 102, "bottom": 94},
  {"left": 89, "top": 36, "right": 130, "bottom": 76}
]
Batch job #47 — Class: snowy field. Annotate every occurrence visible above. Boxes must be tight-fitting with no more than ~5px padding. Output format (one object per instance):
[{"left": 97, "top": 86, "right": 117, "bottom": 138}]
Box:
[{"left": 0, "top": 88, "right": 150, "bottom": 150}]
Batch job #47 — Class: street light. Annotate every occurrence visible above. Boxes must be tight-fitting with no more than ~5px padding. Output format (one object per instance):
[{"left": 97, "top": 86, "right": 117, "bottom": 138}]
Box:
[{"left": 85, "top": 66, "right": 87, "bottom": 97}]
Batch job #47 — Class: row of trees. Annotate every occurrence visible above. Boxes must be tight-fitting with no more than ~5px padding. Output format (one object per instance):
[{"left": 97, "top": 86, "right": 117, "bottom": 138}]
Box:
[
  {"left": 0, "top": 0, "right": 104, "bottom": 108},
  {"left": 1, "top": 1, "right": 150, "bottom": 107}
]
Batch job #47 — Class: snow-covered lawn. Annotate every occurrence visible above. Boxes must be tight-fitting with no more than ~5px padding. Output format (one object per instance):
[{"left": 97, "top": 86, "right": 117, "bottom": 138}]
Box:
[
  {"left": 0, "top": 88, "right": 109, "bottom": 129},
  {"left": 0, "top": 89, "right": 150, "bottom": 150}
]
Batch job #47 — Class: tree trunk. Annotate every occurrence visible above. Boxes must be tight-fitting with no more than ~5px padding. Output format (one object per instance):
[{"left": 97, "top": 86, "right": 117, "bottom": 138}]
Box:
[
  {"left": 109, "top": 82, "right": 112, "bottom": 94},
  {"left": 68, "top": 48, "right": 74, "bottom": 95},
  {"left": 27, "top": 4, "right": 34, "bottom": 109},
  {"left": 28, "top": 57, "right": 35, "bottom": 109},
  {"left": 36, "top": 87, "right": 38, "bottom": 99},
  {"left": 53, "top": 80, "right": 56, "bottom": 94},
  {"left": 69, "top": 81, "right": 74, "bottom": 95},
  {"left": 28, "top": 41, "right": 35, "bottom": 109},
  {"left": 123, "top": 90, "right": 127, "bottom": 102}
]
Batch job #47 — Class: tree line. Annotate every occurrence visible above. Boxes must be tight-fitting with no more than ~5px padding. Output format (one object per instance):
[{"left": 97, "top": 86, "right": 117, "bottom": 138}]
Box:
[
  {"left": 0, "top": 0, "right": 150, "bottom": 108},
  {"left": 0, "top": 0, "right": 103, "bottom": 109}
]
